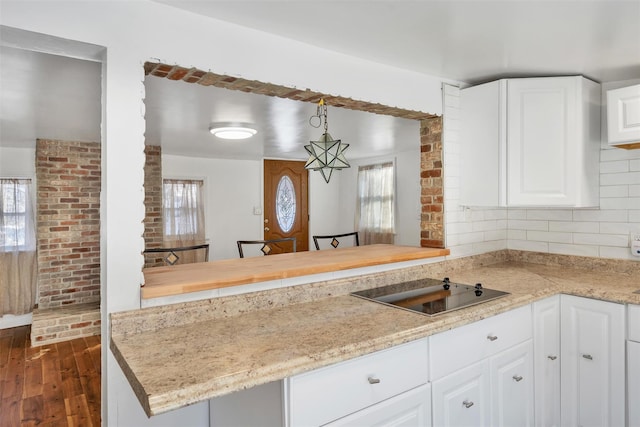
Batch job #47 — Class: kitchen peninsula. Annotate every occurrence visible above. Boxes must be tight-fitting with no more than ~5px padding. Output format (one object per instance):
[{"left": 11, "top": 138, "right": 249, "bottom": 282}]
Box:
[{"left": 111, "top": 248, "right": 640, "bottom": 422}]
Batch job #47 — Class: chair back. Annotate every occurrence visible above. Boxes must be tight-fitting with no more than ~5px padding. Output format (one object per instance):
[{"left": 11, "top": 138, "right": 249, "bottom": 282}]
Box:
[
  {"left": 143, "top": 243, "right": 210, "bottom": 266},
  {"left": 312, "top": 232, "right": 360, "bottom": 250},
  {"left": 237, "top": 237, "right": 297, "bottom": 258}
]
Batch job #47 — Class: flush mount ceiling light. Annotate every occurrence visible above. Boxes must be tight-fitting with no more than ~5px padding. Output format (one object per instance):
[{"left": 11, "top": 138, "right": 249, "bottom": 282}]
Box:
[
  {"left": 209, "top": 123, "right": 257, "bottom": 140},
  {"left": 304, "top": 99, "right": 350, "bottom": 183}
]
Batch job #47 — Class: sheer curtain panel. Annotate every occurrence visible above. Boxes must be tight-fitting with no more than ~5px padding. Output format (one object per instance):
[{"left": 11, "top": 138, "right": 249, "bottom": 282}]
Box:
[
  {"left": 0, "top": 179, "right": 37, "bottom": 316},
  {"left": 355, "top": 162, "right": 396, "bottom": 245},
  {"left": 162, "top": 179, "right": 206, "bottom": 264}
]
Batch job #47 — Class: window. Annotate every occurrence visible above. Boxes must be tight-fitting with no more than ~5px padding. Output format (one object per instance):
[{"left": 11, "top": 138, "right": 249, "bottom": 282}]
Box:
[
  {"left": 0, "top": 179, "right": 36, "bottom": 251},
  {"left": 162, "top": 179, "right": 205, "bottom": 244},
  {"left": 355, "top": 162, "right": 395, "bottom": 245}
]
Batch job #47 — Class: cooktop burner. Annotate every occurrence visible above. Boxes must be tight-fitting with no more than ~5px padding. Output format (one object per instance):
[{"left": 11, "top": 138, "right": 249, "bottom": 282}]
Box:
[{"left": 352, "top": 277, "right": 510, "bottom": 316}]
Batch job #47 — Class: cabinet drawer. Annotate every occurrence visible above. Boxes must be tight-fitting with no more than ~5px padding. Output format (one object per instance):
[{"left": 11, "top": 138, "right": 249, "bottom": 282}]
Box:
[
  {"left": 629, "top": 304, "right": 640, "bottom": 342},
  {"left": 430, "top": 305, "right": 532, "bottom": 380},
  {"left": 287, "top": 338, "right": 429, "bottom": 427}
]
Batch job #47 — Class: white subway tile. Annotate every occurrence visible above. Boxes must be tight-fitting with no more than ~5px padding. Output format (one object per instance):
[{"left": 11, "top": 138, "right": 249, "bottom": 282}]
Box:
[
  {"left": 600, "top": 185, "right": 629, "bottom": 198},
  {"left": 600, "top": 171, "right": 640, "bottom": 186},
  {"left": 549, "top": 221, "right": 599, "bottom": 233},
  {"left": 599, "top": 197, "right": 632, "bottom": 210},
  {"left": 473, "top": 220, "right": 498, "bottom": 232},
  {"left": 548, "top": 243, "right": 599, "bottom": 257},
  {"left": 599, "top": 160, "right": 629, "bottom": 174},
  {"left": 470, "top": 209, "right": 485, "bottom": 222},
  {"left": 484, "top": 229, "right": 507, "bottom": 241},
  {"left": 629, "top": 197, "right": 640, "bottom": 209},
  {"left": 601, "top": 148, "right": 640, "bottom": 162},
  {"left": 526, "top": 209, "right": 573, "bottom": 221},
  {"left": 447, "top": 222, "right": 473, "bottom": 234},
  {"left": 600, "top": 222, "right": 634, "bottom": 234},
  {"left": 446, "top": 245, "right": 475, "bottom": 259},
  {"left": 573, "top": 209, "right": 628, "bottom": 222},
  {"left": 573, "top": 233, "right": 629, "bottom": 247},
  {"left": 458, "top": 231, "right": 486, "bottom": 245},
  {"left": 631, "top": 159, "right": 640, "bottom": 172},
  {"left": 473, "top": 240, "right": 507, "bottom": 253},
  {"left": 483, "top": 209, "right": 508, "bottom": 220},
  {"left": 507, "top": 209, "right": 527, "bottom": 220},
  {"left": 630, "top": 185, "right": 640, "bottom": 197},
  {"left": 508, "top": 229, "right": 527, "bottom": 240},
  {"left": 508, "top": 219, "right": 549, "bottom": 231},
  {"left": 630, "top": 210, "right": 640, "bottom": 223},
  {"left": 508, "top": 239, "right": 549, "bottom": 252},
  {"left": 527, "top": 231, "right": 573, "bottom": 243}
]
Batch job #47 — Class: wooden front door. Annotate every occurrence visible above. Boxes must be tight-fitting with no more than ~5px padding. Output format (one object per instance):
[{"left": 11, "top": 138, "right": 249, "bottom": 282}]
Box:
[{"left": 264, "top": 159, "right": 309, "bottom": 253}]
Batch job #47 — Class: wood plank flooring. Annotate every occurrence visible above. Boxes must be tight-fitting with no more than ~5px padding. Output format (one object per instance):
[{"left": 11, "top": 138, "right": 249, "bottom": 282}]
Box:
[{"left": 0, "top": 326, "right": 101, "bottom": 427}]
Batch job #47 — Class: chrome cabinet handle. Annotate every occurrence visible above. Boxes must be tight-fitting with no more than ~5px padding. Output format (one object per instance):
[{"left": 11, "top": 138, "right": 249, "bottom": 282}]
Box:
[
  {"left": 582, "top": 354, "right": 593, "bottom": 360},
  {"left": 367, "top": 377, "right": 381, "bottom": 384},
  {"left": 513, "top": 375, "right": 523, "bottom": 382},
  {"left": 547, "top": 355, "right": 557, "bottom": 361},
  {"left": 462, "top": 400, "right": 474, "bottom": 408},
  {"left": 487, "top": 335, "right": 498, "bottom": 341}
]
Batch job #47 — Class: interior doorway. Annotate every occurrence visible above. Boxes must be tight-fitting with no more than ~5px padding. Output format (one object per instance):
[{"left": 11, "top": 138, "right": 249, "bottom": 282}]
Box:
[{"left": 263, "top": 160, "right": 309, "bottom": 253}]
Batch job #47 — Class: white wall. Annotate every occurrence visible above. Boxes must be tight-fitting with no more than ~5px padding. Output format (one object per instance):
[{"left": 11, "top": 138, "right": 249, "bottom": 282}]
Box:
[
  {"left": 0, "top": 2, "right": 447, "bottom": 425},
  {"left": 444, "top": 80, "right": 640, "bottom": 261}
]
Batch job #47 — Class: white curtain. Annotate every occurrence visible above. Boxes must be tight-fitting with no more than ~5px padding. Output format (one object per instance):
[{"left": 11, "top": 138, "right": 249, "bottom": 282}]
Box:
[
  {"left": 0, "top": 179, "right": 37, "bottom": 316},
  {"left": 162, "top": 179, "right": 206, "bottom": 264},
  {"left": 355, "top": 162, "right": 396, "bottom": 245}
]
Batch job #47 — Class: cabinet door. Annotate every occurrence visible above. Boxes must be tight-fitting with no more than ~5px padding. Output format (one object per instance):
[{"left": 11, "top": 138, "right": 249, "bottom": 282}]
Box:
[
  {"left": 490, "top": 340, "right": 534, "bottom": 427},
  {"left": 533, "top": 296, "right": 561, "bottom": 427},
  {"left": 432, "top": 360, "right": 491, "bottom": 427},
  {"left": 325, "top": 384, "right": 431, "bottom": 427},
  {"left": 607, "top": 84, "right": 640, "bottom": 146},
  {"left": 507, "top": 77, "right": 578, "bottom": 206},
  {"left": 629, "top": 341, "right": 640, "bottom": 427},
  {"left": 560, "top": 295, "right": 625, "bottom": 427}
]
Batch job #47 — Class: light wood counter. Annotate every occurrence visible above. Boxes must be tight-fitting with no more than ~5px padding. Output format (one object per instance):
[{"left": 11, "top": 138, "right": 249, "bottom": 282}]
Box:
[{"left": 141, "top": 244, "right": 449, "bottom": 299}]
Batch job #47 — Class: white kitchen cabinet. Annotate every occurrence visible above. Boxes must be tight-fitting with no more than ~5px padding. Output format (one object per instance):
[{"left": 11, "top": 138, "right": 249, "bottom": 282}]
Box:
[
  {"left": 286, "top": 338, "right": 429, "bottom": 426},
  {"left": 607, "top": 84, "right": 640, "bottom": 149},
  {"left": 325, "top": 384, "right": 431, "bottom": 427},
  {"left": 532, "top": 295, "right": 561, "bottom": 427},
  {"left": 629, "top": 341, "right": 640, "bottom": 427},
  {"left": 560, "top": 295, "right": 626, "bottom": 427},
  {"left": 430, "top": 305, "right": 533, "bottom": 427},
  {"left": 628, "top": 304, "right": 640, "bottom": 427},
  {"left": 432, "top": 360, "right": 491, "bottom": 427},
  {"left": 460, "top": 76, "right": 600, "bottom": 207},
  {"left": 489, "top": 340, "right": 534, "bottom": 427}
]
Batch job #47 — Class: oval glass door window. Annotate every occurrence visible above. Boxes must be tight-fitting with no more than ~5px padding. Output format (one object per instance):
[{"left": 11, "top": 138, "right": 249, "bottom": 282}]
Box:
[{"left": 276, "top": 175, "right": 296, "bottom": 233}]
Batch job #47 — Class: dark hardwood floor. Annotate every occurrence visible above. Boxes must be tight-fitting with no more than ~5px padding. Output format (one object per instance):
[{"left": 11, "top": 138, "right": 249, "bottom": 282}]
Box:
[{"left": 0, "top": 325, "right": 101, "bottom": 427}]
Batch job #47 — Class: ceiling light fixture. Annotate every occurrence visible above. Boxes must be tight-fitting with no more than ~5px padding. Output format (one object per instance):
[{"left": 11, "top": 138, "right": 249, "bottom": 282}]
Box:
[
  {"left": 304, "top": 99, "right": 350, "bottom": 183},
  {"left": 209, "top": 123, "right": 257, "bottom": 140}
]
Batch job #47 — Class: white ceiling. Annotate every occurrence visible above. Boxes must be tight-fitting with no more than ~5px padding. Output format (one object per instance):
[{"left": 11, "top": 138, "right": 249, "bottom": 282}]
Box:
[{"left": 2, "top": 1, "right": 639, "bottom": 160}]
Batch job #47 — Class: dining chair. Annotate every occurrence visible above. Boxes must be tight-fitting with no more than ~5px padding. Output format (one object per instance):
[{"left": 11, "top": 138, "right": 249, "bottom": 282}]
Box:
[
  {"left": 143, "top": 243, "right": 210, "bottom": 266},
  {"left": 237, "top": 237, "right": 297, "bottom": 258},
  {"left": 312, "top": 232, "right": 360, "bottom": 250}
]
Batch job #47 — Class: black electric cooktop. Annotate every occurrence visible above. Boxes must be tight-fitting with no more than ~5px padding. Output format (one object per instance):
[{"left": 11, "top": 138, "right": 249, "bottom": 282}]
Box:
[{"left": 352, "top": 277, "right": 510, "bottom": 316}]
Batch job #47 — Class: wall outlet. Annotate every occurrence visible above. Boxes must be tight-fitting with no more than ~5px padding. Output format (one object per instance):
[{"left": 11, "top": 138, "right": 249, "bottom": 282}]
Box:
[{"left": 631, "top": 232, "right": 640, "bottom": 257}]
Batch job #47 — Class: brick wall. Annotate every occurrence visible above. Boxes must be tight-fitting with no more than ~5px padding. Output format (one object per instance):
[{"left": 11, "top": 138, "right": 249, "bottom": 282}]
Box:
[
  {"left": 36, "top": 139, "right": 101, "bottom": 309},
  {"left": 143, "top": 145, "right": 165, "bottom": 267},
  {"left": 420, "top": 117, "right": 445, "bottom": 248}
]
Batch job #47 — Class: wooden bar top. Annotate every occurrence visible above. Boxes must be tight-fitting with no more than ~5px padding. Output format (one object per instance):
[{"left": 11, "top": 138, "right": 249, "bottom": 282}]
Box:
[{"left": 141, "top": 244, "right": 449, "bottom": 299}]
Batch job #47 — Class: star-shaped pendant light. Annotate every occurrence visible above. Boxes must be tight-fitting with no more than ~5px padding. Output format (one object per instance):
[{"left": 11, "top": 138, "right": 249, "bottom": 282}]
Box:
[{"left": 304, "top": 99, "right": 350, "bottom": 183}]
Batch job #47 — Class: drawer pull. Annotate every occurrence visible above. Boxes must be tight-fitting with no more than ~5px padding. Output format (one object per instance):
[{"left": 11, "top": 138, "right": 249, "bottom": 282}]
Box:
[
  {"left": 512, "top": 375, "right": 523, "bottom": 382},
  {"left": 547, "top": 355, "right": 557, "bottom": 361},
  {"left": 367, "top": 377, "right": 381, "bottom": 384},
  {"left": 487, "top": 335, "right": 498, "bottom": 341},
  {"left": 582, "top": 354, "right": 593, "bottom": 361},
  {"left": 462, "top": 400, "right": 474, "bottom": 409}
]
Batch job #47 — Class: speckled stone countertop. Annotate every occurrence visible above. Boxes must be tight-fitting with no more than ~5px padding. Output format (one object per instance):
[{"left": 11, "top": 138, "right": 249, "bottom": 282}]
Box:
[{"left": 110, "top": 251, "right": 640, "bottom": 417}]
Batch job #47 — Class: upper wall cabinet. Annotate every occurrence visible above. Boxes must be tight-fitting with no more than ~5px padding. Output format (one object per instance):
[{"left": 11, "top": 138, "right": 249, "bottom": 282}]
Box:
[
  {"left": 607, "top": 84, "right": 640, "bottom": 149},
  {"left": 460, "top": 76, "right": 601, "bottom": 207}
]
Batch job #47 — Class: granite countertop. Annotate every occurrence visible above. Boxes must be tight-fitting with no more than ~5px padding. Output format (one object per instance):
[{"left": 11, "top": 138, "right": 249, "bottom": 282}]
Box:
[{"left": 111, "top": 258, "right": 640, "bottom": 417}]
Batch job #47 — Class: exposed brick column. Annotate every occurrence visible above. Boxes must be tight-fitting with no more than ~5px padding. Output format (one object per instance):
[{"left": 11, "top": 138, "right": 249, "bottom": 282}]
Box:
[
  {"left": 420, "top": 117, "right": 445, "bottom": 248},
  {"left": 36, "top": 139, "right": 101, "bottom": 309},
  {"left": 143, "top": 145, "right": 165, "bottom": 267}
]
